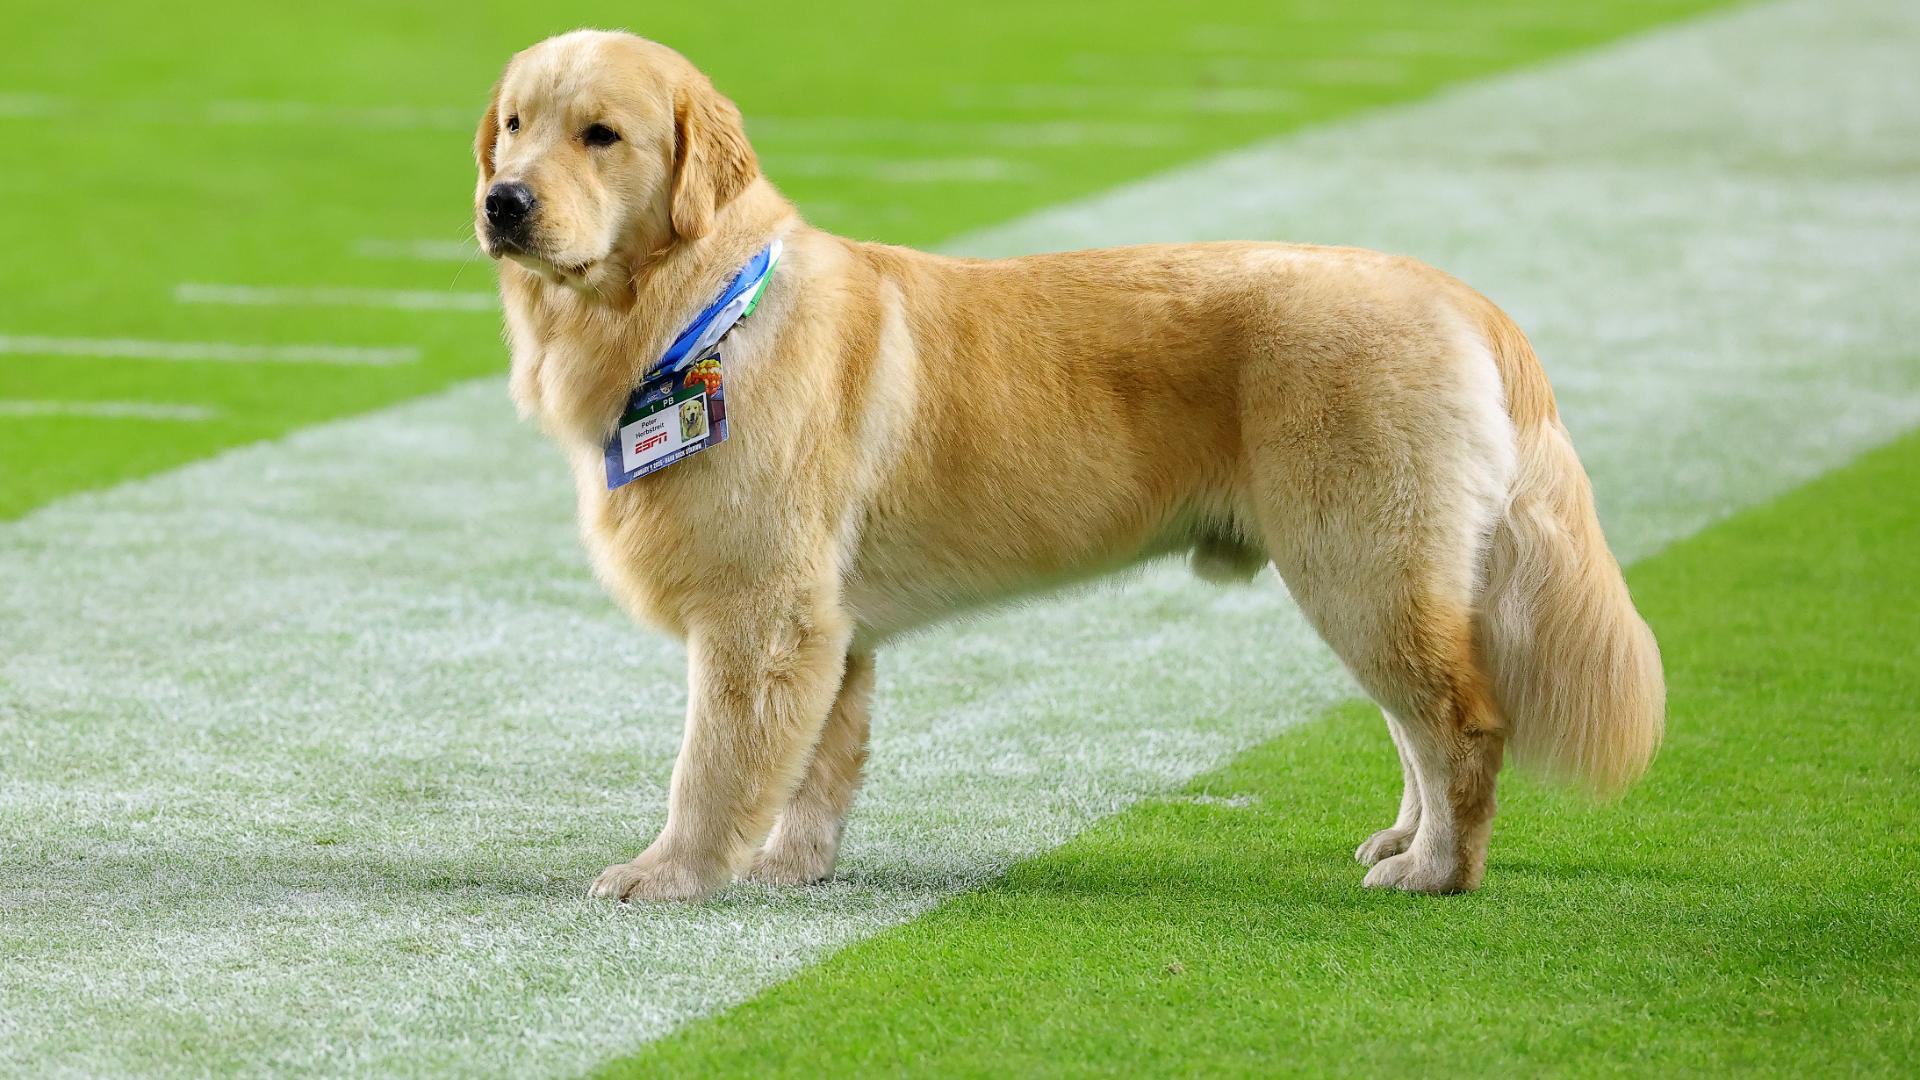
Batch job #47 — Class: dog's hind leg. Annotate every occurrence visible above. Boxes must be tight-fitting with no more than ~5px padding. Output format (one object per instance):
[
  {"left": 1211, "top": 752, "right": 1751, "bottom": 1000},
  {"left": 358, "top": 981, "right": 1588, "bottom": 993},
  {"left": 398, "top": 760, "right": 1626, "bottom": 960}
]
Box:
[
  {"left": 1258, "top": 499, "right": 1508, "bottom": 891},
  {"left": 1266, "top": 525, "right": 1507, "bottom": 893},
  {"left": 749, "top": 651, "right": 874, "bottom": 885},
  {"left": 1246, "top": 326, "right": 1515, "bottom": 892},
  {"left": 1354, "top": 710, "right": 1422, "bottom": 866}
]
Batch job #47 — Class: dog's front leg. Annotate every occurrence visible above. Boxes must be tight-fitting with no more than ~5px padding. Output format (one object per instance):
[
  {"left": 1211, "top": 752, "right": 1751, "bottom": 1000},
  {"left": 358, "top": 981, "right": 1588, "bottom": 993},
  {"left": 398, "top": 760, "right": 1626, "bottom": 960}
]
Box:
[{"left": 591, "top": 590, "right": 852, "bottom": 902}]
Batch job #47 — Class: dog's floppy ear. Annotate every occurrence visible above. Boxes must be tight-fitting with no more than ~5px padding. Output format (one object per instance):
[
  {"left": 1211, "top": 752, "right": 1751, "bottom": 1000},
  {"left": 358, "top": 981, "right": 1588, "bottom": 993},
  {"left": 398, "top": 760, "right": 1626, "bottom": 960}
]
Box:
[
  {"left": 475, "top": 75, "right": 504, "bottom": 182},
  {"left": 669, "top": 74, "right": 758, "bottom": 241}
]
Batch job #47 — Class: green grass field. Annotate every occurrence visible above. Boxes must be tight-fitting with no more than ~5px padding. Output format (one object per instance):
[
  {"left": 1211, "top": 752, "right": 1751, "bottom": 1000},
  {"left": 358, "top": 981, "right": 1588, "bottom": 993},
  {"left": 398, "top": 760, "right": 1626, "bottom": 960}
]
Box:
[
  {"left": 0, "top": 0, "right": 1724, "bottom": 518},
  {"left": 5, "top": 0, "right": 1919, "bottom": 1075}
]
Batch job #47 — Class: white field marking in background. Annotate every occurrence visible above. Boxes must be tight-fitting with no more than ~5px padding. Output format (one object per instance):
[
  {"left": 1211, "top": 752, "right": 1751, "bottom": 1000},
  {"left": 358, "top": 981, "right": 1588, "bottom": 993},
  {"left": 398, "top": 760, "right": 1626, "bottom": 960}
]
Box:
[
  {"left": 748, "top": 116, "right": 1183, "bottom": 150},
  {"left": 0, "top": 93, "right": 475, "bottom": 130},
  {"left": 948, "top": 82, "right": 1304, "bottom": 114},
  {"left": 0, "top": 92, "right": 59, "bottom": 117},
  {"left": 0, "top": 92, "right": 1184, "bottom": 151},
  {"left": 3, "top": 1, "right": 1919, "bottom": 1076},
  {"left": 0, "top": 400, "right": 220, "bottom": 422},
  {"left": 1066, "top": 53, "right": 1415, "bottom": 90},
  {"left": 355, "top": 238, "right": 482, "bottom": 262},
  {"left": 0, "top": 334, "right": 419, "bottom": 366},
  {"left": 175, "top": 283, "right": 498, "bottom": 313},
  {"left": 768, "top": 154, "right": 1040, "bottom": 184},
  {"left": 203, "top": 99, "right": 473, "bottom": 130}
]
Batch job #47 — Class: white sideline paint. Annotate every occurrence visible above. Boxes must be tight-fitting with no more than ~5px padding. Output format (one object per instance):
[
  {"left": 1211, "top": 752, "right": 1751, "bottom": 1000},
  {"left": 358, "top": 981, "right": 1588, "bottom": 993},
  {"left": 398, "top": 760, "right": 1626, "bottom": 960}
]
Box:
[
  {"left": 3, "top": 2, "right": 1918, "bottom": 1076},
  {"left": 176, "top": 283, "right": 498, "bottom": 313},
  {"left": 0, "top": 334, "right": 419, "bottom": 366},
  {"left": 0, "top": 400, "right": 219, "bottom": 422}
]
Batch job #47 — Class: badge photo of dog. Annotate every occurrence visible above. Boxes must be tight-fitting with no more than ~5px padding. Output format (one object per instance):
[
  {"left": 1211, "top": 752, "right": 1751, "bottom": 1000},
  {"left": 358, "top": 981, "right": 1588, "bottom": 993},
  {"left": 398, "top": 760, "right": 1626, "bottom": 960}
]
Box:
[
  {"left": 475, "top": 31, "right": 1664, "bottom": 901},
  {"left": 677, "top": 395, "right": 707, "bottom": 443}
]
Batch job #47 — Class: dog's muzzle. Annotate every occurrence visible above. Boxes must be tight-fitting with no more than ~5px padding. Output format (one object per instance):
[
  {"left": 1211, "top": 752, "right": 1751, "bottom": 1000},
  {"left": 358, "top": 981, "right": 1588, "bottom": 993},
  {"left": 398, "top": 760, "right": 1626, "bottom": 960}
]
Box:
[{"left": 484, "top": 181, "right": 537, "bottom": 248}]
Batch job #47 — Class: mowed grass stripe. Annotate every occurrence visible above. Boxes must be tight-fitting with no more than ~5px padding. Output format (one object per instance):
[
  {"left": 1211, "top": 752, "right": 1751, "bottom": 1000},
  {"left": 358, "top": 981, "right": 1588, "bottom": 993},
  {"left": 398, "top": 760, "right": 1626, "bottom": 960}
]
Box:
[
  {"left": 620, "top": 426, "right": 1920, "bottom": 1079},
  {"left": 0, "top": 0, "right": 1733, "bottom": 520}
]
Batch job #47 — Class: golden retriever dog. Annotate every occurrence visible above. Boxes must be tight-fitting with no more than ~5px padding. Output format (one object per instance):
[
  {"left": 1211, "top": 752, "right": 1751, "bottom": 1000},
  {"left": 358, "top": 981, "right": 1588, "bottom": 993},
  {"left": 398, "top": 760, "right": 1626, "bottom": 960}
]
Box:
[{"left": 474, "top": 31, "right": 1665, "bottom": 901}]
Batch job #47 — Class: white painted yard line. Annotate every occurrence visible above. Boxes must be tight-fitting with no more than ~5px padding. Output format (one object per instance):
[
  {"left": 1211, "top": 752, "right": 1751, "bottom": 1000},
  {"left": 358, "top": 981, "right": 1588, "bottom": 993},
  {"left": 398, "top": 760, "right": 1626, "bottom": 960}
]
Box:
[
  {"left": 0, "top": 400, "right": 220, "bottom": 422},
  {"left": 748, "top": 116, "right": 1183, "bottom": 150},
  {"left": 2, "top": 2, "right": 1917, "bottom": 1077},
  {"left": 948, "top": 83, "right": 1304, "bottom": 114},
  {"left": 203, "top": 99, "right": 471, "bottom": 130},
  {"left": 176, "top": 283, "right": 497, "bottom": 313},
  {"left": 0, "top": 334, "right": 419, "bottom": 366},
  {"left": 0, "top": 96, "right": 1179, "bottom": 144},
  {"left": 1066, "top": 52, "right": 1352, "bottom": 88},
  {"left": 354, "top": 238, "right": 482, "bottom": 263},
  {"left": 0, "top": 92, "right": 59, "bottom": 117},
  {"left": 769, "top": 154, "right": 1040, "bottom": 184},
  {"left": 0, "top": 93, "right": 474, "bottom": 130}
]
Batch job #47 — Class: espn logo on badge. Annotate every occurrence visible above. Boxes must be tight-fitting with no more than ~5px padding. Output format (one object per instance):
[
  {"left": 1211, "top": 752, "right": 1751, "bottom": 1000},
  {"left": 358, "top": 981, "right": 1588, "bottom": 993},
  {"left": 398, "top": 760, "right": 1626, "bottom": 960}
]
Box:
[{"left": 619, "top": 410, "right": 680, "bottom": 473}]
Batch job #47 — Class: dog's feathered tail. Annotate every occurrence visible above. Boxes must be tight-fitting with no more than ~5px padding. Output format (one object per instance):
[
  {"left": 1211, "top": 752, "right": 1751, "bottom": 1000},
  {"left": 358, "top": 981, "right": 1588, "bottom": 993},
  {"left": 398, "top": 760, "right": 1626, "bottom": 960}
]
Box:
[{"left": 1471, "top": 300, "right": 1666, "bottom": 794}]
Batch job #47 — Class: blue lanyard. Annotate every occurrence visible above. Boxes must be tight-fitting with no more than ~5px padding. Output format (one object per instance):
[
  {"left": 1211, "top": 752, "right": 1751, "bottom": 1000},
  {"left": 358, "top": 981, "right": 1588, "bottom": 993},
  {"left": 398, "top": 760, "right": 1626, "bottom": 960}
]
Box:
[{"left": 645, "top": 240, "right": 781, "bottom": 382}]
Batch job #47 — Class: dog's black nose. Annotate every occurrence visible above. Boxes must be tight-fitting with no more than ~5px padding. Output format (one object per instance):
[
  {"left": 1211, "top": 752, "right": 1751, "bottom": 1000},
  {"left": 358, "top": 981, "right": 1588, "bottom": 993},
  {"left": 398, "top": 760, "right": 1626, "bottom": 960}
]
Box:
[{"left": 484, "top": 181, "right": 536, "bottom": 233}]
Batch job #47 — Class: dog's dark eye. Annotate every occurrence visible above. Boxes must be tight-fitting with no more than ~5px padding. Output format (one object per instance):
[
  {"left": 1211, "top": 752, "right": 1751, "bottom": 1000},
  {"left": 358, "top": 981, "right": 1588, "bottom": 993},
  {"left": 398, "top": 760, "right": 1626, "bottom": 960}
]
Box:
[
  {"left": 505, "top": 114, "right": 519, "bottom": 134},
  {"left": 583, "top": 123, "right": 620, "bottom": 148}
]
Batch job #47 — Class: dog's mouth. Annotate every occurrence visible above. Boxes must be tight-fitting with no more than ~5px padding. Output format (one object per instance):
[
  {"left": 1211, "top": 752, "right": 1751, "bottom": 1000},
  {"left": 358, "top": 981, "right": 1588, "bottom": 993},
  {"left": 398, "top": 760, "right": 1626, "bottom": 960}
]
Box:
[
  {"left": 490, "top": 239, "right": 598, "bottom": 285},
  {"left": 485, "top": 233, "right": 531, "bottom": 260}
]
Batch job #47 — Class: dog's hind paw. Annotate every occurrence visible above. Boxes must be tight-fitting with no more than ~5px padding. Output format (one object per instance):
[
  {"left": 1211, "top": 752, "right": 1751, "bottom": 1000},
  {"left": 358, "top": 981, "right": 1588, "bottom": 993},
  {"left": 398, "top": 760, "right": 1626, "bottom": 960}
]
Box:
[
  {"left": 1361, "top": 851, "right": 1476, "bottom": 894},
  {"left": 1354, "top": 826, "right": 1416, "bottom": 867}
]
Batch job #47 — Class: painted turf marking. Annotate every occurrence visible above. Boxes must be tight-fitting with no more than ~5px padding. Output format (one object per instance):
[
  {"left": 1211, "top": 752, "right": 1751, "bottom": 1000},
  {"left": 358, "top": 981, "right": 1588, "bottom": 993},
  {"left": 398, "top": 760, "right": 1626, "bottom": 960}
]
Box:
[
  {"left": 1063, "top": 52, "right": 1401, "bottom": 90},
  {"left": 0, "top": 93, "right": 473, "bottom": 130},
  {"left": 204, "top": 99, "right": 471, "bottom": 130},
  {"left": 0, "top": 334, "right": 419, "bottom": 366},
  {"left": 749, "top": 116, "right": 1183, "bottom": 150},
  {"left": 0, "top": 92, "right": 59, "bottom": 117},
  {"left": 2, "top": 2, "right": 1918, "bottom": 1076},
  {"left": 354, "top": 238, "right": 481, "bottom": 262},
  {"left": 0, "top": 400, "right": 220, "bottom": 422},
  {"left": 175, "top": 283, "right": 497, "bottom": 313},
  {"left": 3, "top": 92, "right": 1178, "bottom": 152},
  {"left": 948, "top": 83, "right": 1303, "bottom": 114},
  {"left": 769, "top": 154, "right": 1039, "bottom": 184}
]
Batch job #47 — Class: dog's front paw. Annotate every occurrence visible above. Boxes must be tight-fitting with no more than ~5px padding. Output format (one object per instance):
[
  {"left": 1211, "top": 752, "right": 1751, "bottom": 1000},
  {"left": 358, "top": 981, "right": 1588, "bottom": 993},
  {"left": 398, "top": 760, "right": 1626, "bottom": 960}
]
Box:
[
  {"left": 747, "top": 831, "right": 838, "bottom": 887},
  {"left": 746, "top": 804, "right": 846, "bottom": 887},
  {"left": 1354, "top": 825, "right": 1417, "bottom": 867},
  {"left": 589, "top": 849, "right": 728, "bottom": 903},
  {"left": 1361, "top": 850, "right": 1476, "bottom": 894}
]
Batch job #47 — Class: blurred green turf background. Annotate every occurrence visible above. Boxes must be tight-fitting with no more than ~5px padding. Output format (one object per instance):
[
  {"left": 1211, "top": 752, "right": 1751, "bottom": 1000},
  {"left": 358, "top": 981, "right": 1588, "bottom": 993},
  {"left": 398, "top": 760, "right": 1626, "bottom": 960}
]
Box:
[{"left": 0, "top": 0, "right": 1725, "bottom": 517}]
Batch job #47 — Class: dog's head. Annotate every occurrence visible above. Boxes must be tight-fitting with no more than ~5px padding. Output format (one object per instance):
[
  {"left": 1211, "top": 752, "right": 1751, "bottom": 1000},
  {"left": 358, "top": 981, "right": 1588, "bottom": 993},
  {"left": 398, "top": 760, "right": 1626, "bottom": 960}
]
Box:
[{"left": 474, "top": 31, "right": 757, "bottom": 290}]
